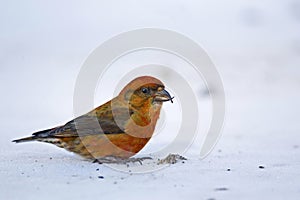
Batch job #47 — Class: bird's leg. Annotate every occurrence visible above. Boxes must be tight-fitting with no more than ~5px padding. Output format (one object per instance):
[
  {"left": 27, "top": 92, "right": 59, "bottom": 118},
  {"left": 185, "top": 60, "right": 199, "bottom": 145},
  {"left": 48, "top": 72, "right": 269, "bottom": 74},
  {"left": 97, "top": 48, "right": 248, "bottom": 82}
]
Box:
[
  {"left": 92, "top": 156, "right": 121, "bottom": 164},
  {"left": 124, "top": 156, "right": 152, "bottom": 165},
  {"left": 93, "top": 156, "right": 152, "bottom": 165}
]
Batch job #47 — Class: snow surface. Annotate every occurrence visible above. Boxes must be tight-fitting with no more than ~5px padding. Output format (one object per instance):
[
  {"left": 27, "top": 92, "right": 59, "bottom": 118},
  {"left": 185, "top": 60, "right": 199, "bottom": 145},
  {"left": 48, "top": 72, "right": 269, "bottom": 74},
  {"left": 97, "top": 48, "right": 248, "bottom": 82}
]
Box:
[{"left": 1, "top": 0, "right": 300, "bottom": 199}]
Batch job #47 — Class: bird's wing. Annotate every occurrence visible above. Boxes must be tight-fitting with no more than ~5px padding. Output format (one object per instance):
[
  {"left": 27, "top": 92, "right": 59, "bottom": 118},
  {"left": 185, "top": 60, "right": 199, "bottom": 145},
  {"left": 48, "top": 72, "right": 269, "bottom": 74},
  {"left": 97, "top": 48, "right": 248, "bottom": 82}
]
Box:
[{"left": 33, "top": 106, "right": 132, "bottom": 138}]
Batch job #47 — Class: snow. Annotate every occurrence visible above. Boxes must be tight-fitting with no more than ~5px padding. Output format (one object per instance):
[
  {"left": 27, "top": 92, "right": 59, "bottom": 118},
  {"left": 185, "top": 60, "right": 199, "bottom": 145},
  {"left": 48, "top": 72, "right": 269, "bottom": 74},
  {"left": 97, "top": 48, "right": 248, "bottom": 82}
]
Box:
[{"left": 1, "top": 0, "right": 300, "bottom": 199}]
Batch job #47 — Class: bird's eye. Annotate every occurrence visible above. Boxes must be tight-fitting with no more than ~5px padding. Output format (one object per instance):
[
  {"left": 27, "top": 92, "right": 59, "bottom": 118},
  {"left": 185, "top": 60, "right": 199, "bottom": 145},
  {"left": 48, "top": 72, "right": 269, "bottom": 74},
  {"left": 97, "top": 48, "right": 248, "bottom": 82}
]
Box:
[{"left": 141, "top": 87, "right": 149, "bottom": 94}]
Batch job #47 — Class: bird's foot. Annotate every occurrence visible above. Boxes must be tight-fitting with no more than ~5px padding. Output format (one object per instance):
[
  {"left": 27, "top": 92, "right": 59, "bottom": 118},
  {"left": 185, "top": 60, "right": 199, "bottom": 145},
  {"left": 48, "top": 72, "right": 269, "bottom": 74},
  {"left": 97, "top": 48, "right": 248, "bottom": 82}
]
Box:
[
  {"left": 93, "top": 156, "right": 152, "bottom": 165},
  {"left": 125, "top": 156, "right": 152, "bottom": 165}
]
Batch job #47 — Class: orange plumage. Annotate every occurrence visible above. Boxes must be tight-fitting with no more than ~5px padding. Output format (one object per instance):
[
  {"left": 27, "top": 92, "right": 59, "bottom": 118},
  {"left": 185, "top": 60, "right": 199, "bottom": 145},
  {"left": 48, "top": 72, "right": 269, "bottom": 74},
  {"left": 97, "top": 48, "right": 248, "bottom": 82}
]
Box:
[{"left": 13, "top": 76, "right": 173, "bottom": 160}]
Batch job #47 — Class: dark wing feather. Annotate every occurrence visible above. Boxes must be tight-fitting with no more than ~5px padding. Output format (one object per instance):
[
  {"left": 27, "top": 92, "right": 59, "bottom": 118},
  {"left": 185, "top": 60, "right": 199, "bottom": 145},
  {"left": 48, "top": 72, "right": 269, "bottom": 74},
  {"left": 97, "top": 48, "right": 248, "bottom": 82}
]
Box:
[{"left": 33, "top": 106, "right": 132, "bottom": 138}]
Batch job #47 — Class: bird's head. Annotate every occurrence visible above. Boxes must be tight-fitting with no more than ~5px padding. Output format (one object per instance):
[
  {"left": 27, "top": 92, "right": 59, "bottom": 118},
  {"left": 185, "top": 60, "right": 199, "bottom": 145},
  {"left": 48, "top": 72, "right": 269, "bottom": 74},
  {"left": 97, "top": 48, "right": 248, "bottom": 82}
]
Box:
[{"left": 119, "top": 76, "right": 174, "bottom": 109}]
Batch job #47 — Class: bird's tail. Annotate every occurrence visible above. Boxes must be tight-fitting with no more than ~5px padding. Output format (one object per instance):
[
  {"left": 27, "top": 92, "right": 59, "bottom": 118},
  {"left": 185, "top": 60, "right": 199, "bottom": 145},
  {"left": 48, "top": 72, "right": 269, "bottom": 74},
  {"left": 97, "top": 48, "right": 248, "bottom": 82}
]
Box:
[
  {"left": 12, "top": 127, "right": 57, "bottom": 143},
  {"left": 12, "top": 136, "right": 38, "bottom": 143}
]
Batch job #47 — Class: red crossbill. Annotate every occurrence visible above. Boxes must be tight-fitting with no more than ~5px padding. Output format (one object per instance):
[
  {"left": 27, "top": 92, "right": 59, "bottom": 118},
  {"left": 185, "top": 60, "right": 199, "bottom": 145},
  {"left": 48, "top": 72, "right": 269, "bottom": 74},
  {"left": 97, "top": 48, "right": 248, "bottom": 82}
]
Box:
[{"left": 13, "top": 76, "right": 173, "bottom": 162}]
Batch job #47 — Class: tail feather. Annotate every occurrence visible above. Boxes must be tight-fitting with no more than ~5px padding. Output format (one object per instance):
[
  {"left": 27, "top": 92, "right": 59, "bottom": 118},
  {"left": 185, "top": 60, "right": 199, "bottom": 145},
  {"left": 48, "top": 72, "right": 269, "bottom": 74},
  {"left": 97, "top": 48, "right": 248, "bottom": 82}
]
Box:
[
  {"left": 12, "top": 136, "right": 39, "bottom": 143},
  {"left": 12, "top": 127, "right": 58, "bottom": 143}
]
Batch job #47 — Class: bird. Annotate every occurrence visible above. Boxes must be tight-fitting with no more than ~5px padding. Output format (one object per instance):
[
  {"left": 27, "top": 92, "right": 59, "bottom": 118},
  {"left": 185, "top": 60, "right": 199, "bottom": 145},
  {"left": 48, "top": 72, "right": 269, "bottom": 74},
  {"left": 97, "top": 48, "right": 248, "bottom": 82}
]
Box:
[{"left": 13, "top": 76, "right": 174, "bottom": 163}]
